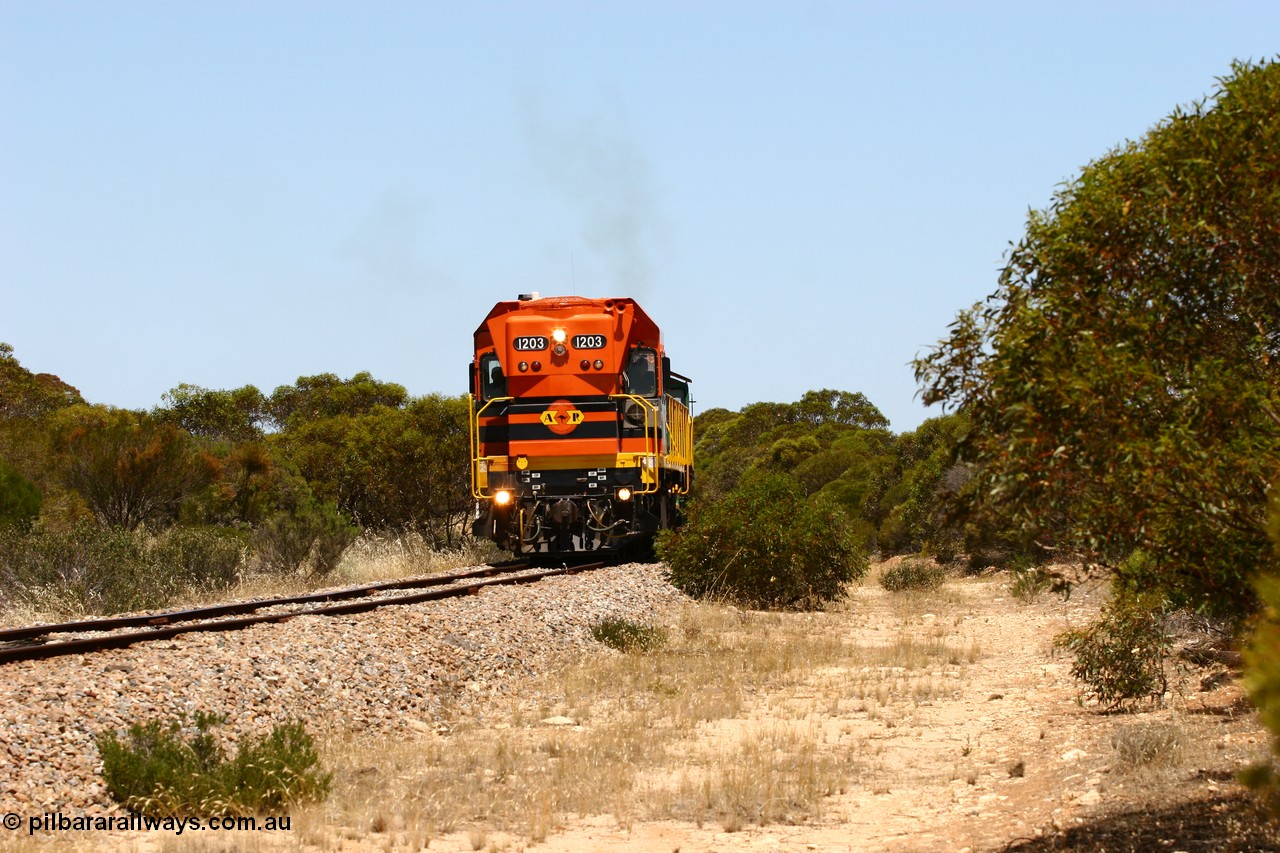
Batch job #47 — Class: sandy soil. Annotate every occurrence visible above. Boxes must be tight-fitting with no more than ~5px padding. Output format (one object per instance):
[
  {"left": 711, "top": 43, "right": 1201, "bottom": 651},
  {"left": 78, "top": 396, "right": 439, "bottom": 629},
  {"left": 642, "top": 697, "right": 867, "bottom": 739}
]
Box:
[
  {"left": 419, "top": 568, "right": 1273, "bottom": 853},
  {"left": 40, "top": 566, "right": 1277, "bottom": 852}
]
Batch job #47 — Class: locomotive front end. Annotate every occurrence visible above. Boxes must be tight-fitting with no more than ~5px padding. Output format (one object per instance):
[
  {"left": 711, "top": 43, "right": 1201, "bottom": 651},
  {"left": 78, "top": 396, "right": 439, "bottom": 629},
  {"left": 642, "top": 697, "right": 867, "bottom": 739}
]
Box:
[{"left": 469, "top": 294, "right": 692, "bottom": 555}]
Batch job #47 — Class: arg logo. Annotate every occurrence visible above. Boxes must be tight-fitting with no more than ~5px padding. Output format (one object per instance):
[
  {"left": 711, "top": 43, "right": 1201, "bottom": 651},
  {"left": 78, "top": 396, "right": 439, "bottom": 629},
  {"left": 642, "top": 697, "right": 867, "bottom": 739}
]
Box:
[{"left": 540, "top": 399, "right": 584, "bottom": 435}]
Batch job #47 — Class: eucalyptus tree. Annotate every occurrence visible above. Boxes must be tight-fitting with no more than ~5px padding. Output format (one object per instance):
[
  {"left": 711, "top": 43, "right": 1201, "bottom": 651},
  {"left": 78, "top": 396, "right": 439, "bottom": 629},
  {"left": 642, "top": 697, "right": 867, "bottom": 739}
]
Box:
[{"left": 915, "top": 60, "right": 1280, "bottom": 617}]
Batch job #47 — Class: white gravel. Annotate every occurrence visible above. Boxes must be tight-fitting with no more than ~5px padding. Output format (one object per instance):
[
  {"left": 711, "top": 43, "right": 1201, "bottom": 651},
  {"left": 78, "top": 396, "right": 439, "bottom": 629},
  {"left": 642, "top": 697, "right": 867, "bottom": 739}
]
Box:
[{"left": 0, "top": 563, "right": 687, "bottom": 814}]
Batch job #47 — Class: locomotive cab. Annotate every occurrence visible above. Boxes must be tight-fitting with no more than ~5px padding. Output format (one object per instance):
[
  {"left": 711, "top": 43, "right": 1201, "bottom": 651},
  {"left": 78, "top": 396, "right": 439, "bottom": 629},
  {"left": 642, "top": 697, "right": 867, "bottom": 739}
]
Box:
[{"left": 468, "top": 295, "right": 693, "bottom": 556}]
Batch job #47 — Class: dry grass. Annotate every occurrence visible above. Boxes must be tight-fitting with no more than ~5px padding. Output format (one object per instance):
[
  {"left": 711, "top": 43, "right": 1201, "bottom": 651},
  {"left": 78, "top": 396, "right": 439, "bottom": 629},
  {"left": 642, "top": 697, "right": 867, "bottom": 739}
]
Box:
[
  {"left": 175, "top": 534, "right": 502, "bottom": 612},
  {"left": 0, "top": 532, "right": 504, "bottom": 627},
  {"left": 1109, "top": 716, "right": 1204, "bottom": 777},
  {"left": 334, "top": 532, "right": 503, "bottom": 584},
  {"left": 314, "top": 590, "right": 983, "bottom": 846}
]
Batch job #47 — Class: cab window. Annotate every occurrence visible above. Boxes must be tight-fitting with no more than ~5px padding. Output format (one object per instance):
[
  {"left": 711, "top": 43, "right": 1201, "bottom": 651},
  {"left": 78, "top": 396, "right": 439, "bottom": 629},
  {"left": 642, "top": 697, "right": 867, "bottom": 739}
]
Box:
[
  {"left": 665, "top": 374, "right": 690, "bottom": 407},
  {"left": 624, "top": 348, "right": 658, "bottom": 397},
  {"left": 479, "top": 352, "right": 507, "bottom": 400}
]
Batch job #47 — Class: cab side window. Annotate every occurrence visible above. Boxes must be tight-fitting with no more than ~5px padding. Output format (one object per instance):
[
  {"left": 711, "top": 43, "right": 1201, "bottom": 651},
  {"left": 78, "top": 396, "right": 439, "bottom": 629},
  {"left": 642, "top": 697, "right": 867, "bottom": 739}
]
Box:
[
  {"left": 624, "top": 348, "right": 658, "bottom": 397},
  {"left": 665, "top": 375, "right": 689, "bottom": 407},
  {"left": 479, "top": 352, "right": 507, "bottom": 400}
]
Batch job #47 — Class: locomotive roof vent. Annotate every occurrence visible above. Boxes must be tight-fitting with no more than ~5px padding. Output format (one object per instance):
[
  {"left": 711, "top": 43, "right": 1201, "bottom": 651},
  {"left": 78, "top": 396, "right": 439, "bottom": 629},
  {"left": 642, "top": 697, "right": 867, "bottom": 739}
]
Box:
[{"left": 517, "top": 292, "right": 540, "bottom": 301}]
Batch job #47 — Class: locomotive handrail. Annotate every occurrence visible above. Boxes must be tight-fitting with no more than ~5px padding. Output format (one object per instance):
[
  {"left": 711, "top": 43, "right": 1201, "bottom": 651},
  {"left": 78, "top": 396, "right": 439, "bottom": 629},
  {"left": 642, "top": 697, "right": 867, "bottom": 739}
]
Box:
[
  {"left": 469, "top": 395, "right": 513, "bottom": 499},
  {"left": 472, "top": 392, "right": 691, "bottom": 498},
  {"left": 666, "top": 396, "right": 694, "bottom": 494},
  {"left": 610, "top": 393, "right": 662, "bottom": 494}
]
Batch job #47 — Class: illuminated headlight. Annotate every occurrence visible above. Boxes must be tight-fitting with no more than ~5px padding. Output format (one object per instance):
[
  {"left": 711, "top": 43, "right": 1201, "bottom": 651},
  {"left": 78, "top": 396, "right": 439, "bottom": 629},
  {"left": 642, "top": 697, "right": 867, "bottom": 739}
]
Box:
[
  {"left": 552, "top": 328, "right": 567, "bottom": 344},
  {"left": 494, "top": 490, "right": 513, "bottom": 506},
  {"left": 616, "top": 487, "right": 632, "bottom": 502}
]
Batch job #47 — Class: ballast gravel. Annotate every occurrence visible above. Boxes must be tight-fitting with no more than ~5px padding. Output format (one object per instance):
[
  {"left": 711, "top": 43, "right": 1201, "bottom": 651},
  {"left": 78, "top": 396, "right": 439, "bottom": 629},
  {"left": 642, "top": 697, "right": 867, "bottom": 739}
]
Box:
[{"left": 0, "top": 563, "right": 687, "bottom": 815}]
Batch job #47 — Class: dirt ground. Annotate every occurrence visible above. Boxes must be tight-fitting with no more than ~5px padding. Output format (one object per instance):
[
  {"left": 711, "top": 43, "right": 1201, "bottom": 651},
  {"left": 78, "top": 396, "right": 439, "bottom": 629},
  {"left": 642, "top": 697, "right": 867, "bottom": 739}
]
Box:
[
  {"left": 416, "top": 566, "right": 1279, "bottom": 853},
  {"left": 43, "top": 565, "right": 1280, "bottom": 852}
]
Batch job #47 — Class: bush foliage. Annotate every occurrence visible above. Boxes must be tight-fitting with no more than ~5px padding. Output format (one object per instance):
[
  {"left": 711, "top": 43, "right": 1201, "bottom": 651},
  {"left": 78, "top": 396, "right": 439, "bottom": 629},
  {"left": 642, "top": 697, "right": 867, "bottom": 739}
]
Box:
[
  {"left": 1243, "top": 574, "right": 1280, "bottom": 812},
  {"left": 3, "top": 321, "right": 981, "bottom": 619},
  {"left": 0, "top": 458, "right": 40, "bottom": 530},
  {"left": 0, "top": 341, "right": 482, "bottom": 615},
  {"left": 658, "top": 470, "right": 868, "bottom": 609},
  {"left": 590, "top": 616, "right": 667, "bottom": 653},
  {"left": 1008, "top": 564, "right": 1054, "bottom": 603},
  {"left": 915, "top": 59, "right": 1280, "bottom": 618},
  {"left": 1240, "top": 495, "right": 1280, "bottom": 811},
  {"left": 0, "top": 524, "right": 244, "bottom": 616},
  {"left": 1055, "top": 593, "right": 1172, "bottom": 708},
  {"left": 879, "top": 558, "right": 947, "bottom": 592},
  {"left": 97, "top": 712, "right": 331, "bottom": 817},
  {"left": 692, "top": 390, "right": 988, "bottom": 563}
]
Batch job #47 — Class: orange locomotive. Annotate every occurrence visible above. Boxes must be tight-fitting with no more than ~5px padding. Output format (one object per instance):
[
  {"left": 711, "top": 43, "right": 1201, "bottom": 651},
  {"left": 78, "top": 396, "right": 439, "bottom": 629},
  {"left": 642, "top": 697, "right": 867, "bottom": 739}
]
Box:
[{"left": 469, "top": 294, "right": 693, "bottom": 555}]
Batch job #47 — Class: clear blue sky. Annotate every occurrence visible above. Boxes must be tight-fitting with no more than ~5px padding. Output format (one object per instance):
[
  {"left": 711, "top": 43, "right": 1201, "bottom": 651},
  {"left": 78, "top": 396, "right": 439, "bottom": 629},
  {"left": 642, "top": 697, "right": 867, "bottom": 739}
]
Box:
[{"left": 3, "top": 2, "right": 1276, "bottom": 431}]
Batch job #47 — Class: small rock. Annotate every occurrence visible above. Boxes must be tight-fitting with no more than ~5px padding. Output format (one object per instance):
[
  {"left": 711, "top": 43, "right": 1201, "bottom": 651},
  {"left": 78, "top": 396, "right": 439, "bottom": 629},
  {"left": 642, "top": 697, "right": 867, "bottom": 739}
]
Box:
[{"left": 1074, "top": 789, "right": 1102, "bottom": 806}]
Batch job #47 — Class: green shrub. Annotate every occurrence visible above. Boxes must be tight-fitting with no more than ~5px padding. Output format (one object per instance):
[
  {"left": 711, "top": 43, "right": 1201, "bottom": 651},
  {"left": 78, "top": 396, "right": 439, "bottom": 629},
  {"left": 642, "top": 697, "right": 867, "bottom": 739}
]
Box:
[
  {"left": 0, "top": 523, "right": 244, "bottom": 616},
  {"left": 590, "top": 616, "right": 667, "bottom": 652},
  {"left": 96, "top": 712, "right": 331, "bottom": 817},
  {"left": 251, "top": 487, "right": 357, "bottom": 576},
  {"left": 879, "top": 558, "right": 947, "bottom": 592},
  {"left": 151, "top": 526, "right": 246, "bottom": 590},
  {"left": 1242, "top": 574, "right": 1280, "bottom": 812},
  {"left": 0, "top": 523, "right": 171, "bottom": 615},
  {"left": 1055, "top": 593, "right": 1172, "bottom": 708},
  {"left": 657, "top": 470, "right": 868, "bottom": 610},
  {"left": 1008, "top": 565, "right": 1054, "bottom": 603},
  {"left": 0, "top": 459, "right": 40, "bottom": 530}
]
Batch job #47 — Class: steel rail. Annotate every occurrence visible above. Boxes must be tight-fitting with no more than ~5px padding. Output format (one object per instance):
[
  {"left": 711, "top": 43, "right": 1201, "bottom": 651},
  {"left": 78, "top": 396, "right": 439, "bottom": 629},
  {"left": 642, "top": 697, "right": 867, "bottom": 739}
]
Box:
[
  {"left": 0, "top": 560, "right": 530, "bottom": 643},
  {"left": 0, "top": 560, "right": 604, "bottom": 665}
]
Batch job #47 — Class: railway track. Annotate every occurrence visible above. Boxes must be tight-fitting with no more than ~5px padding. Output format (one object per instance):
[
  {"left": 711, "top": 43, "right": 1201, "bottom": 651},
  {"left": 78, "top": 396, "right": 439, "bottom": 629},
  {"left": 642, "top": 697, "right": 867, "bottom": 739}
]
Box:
[{"left": 0, "top": 558, "right": 605, "bottom": 665}]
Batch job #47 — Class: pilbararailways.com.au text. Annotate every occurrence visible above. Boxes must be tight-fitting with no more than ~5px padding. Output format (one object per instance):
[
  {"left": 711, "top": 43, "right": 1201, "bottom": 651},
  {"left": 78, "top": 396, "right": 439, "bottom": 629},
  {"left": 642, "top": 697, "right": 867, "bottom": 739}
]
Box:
[{"left": 13, "top": 812, "right": 291, "bottom": 836}]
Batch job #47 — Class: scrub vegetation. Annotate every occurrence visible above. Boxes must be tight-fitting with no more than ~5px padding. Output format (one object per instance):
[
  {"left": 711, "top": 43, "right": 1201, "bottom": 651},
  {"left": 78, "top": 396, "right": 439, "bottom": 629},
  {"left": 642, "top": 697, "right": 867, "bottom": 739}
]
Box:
[
  {"left": 0, "top": 346, "right": 479, "bottom": 619},
  {"left": 0, "top": 344, "right": 966, "bottom": 621},
  {"left": 96, "top": 713, "right": 331, "bottom": 818},
  {"left": 659, "top": 469, "right": 868, "bottom": 609},
  {"left": 915, "top": 58, "right": 1280, "bottom": 800}
]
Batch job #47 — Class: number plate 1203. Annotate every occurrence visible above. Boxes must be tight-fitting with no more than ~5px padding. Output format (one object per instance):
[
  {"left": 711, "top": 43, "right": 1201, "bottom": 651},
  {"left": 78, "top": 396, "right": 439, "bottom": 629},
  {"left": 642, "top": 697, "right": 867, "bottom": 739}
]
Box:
[{"left": 513, "top": 336, "right": 548, "bottom": 351}]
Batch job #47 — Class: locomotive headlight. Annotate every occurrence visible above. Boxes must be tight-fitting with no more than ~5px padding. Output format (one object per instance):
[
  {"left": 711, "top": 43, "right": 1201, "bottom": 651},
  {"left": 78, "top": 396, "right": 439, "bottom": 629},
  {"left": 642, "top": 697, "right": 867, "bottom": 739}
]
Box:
[
  {"left": 616, "top": 487, "right": 633, "bottom": 502},
  {"left": 493, "top": 489, "right": 513, "bottom": 506},
  {"left": 552, "top": 328, "right": 567, "bottom": 344}
]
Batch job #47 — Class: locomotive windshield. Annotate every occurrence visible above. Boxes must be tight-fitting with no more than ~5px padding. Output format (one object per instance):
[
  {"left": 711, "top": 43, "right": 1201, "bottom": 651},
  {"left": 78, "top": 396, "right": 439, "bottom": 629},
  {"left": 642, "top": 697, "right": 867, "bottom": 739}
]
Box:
[
  {"left": 479, "top": 352, "right": 506, "bottom": 400},
  {"left": 624, "top": 347, "right": 658, "bottom": 396}
]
